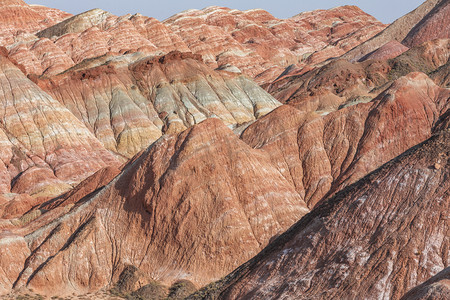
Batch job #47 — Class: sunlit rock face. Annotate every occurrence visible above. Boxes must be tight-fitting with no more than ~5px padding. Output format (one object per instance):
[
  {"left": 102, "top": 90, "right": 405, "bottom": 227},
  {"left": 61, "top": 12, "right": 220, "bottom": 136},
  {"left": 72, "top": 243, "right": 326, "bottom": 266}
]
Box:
[
  {"left": 0, "top": 54, "right": 119, "bottom": 198},
  {"left": 0, "top": 1, "right": 448, "bottom": 298},
  {"left": 0, "top": 118, "right": 310, "bottom": 296},
  {"left": 34, "top": 51, "right": 281, "bottom": 159},
  {"left": 193, "top": 130, "right": 450, "bottom": 300}
]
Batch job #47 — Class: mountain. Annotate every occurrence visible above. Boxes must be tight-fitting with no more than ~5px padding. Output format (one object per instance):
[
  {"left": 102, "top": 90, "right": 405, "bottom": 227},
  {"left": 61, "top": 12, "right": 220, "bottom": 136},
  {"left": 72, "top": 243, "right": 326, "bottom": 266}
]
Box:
[
  {"left": 0, "top": 0, "right": 71, "bottom": 45},
  {"left": 0, "top": 52, "right": 119, "bottom": 198},
  {"left": 3, "top": 4, "right": 386, "bottom": 85},
  {"left": 191, "top": 129, "right": 449, "bottom": 300},
  {"left": 402, "top": 0, "right": 450, "bottom": 48},
  {"left": 267, "top": 37, "right": 449, "bottom": 113},
  {"left": 0, "top": 118, "right": 309, "bottom": 296},
  {"left": 0, "top": 1, "right": 448, "bottom": 299},
  {"left": 241, "top": 72, "right": 448, "bottom": 207},
  {"left": 34, "top": 51, "right": 281, "bottom": 159},
  {"left": 341, "top": 0, "right": 445, "bottom": 62}
]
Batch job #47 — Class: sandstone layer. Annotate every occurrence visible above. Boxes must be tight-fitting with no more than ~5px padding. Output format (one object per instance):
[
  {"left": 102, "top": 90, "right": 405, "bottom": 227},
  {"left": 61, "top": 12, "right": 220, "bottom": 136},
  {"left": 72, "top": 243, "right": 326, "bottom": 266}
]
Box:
[
  {"left": 0, "top": 118, "right": 310, "bottom": 296},
  {"left": 0, "top": 54, "right": 119, "bottom": 198},
  {"left": 342, "top": 0, "right": 445, "bottom": 62},
  {"left": 400, "top": 267, "right": 450, "bottom": 300},
  {"left": 242, "top": 72, "right": 449, "bottom": 207},
  {"left": 267, "top": 38, "right": 449, "bottom": 113},
  {"left": 0, "top": 0, "right": 70, "bottom": 45},
  {"left": 36, "top": 51, "right": 281, "bottom": 159},
  {"left": 0, "top": 1, "right": 448, "bottom": 299},
  {"left": 192, "top": 130, "right": 450, "bottom": 300},
  {"left": 2, "top": 3, "right": 387, "bottom": 86}
]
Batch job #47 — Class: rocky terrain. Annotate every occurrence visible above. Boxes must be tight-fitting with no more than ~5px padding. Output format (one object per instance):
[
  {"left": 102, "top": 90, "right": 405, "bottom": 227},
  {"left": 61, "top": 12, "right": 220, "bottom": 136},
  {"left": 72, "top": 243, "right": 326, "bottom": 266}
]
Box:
[
  {"left": 0, "top": 0, "right": 448, "bottom": 299},
  {"left": 192, "top": 128, "right": 449, "bottom": 300}
]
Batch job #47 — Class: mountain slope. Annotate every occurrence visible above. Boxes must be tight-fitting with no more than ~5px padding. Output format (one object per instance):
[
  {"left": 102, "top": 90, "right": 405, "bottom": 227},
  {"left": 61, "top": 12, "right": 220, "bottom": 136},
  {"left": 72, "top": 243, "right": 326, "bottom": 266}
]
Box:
[
  {"left": 0, "top": 0, "right": 70, "bottom": 45},
  {"left": 400, "top": 267, "right": 450, "bottom": 300},
  {"left": 0, "top": 118, "right": 310, "bottom": 296},
  {"left": 192, "top": 129, "right": 450, "bottom": 300},
  {"left": 242, "top": 72, "right": 449, "bottom": 207},
  {"left": 4, "top": 4, "right": 386, "bottom": 86},
  {"left": 0, "top": 53, "right": 118, "bottom": 197},
  {"left": 35, "top": 51, "right": 281, "bottom": 159},
  {"left": 342, "top": 0, "right": 443, "bottom": 62},
  {"left": 402, "top": 0, "right": 450, "bottom": 47}
]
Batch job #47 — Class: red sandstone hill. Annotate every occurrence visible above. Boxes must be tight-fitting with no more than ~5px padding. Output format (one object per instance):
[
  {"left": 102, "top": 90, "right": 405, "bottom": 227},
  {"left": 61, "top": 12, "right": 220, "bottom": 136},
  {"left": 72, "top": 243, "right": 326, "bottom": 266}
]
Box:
[
  {"left": 400, "top": 267, "right": 450, "bottom": 300},
  {"left": 33, "top": 51, "right": 281, "bottom": 159},
  {"left": 0, "top": 71, "right": 446, "bottom": 297},
  {"left": 2, "top": 2, "right": 386, "bottom": 85},
  {"left": 0, "top": 54, "right": 119, "bottom": 198},
  {"left": 341, "top": 0, "right": 448, "bottom": 62},
  {"left": 191, "top": 129, "right": 449, "bottom": 300},
  {"left": 267, "top": 38, "right": 449, "bottom": 113},
  {"left": 242, "top": 72, "right": 449, "bottom": 208},
  {"left": 0, "top": 118, "right": 310, "bottom": 296},
  {"left": 0, "top": 0, "right": 71, "bottom": 45},
  {"left": 0, "top": 1, "right": 448, "bottom": 299}
]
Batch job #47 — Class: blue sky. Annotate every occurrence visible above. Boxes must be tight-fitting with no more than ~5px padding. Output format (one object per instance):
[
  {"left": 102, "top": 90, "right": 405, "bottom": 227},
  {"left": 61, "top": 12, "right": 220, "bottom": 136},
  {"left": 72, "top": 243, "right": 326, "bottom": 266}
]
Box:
[{"left": 29, "top": 0, "right": 424, "bottom": 23}]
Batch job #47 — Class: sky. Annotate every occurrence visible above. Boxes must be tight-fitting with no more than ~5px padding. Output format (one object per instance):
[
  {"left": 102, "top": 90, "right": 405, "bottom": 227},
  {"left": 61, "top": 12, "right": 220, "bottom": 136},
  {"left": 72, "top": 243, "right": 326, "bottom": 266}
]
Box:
[{"left": 28, "top": 0, "right": 425, "bottom": 23}]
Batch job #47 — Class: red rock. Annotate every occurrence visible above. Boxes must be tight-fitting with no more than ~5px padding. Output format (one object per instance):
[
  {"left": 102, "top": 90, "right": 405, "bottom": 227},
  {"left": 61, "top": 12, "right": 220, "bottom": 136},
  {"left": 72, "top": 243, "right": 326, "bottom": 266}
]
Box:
[
  {"left": 0, "top": 232, "right": 31, "bottom": 295},
  {"left": 29, "top": 4, "right": 72, "bottom": 23},
  {"left": 165, "top": 5, "right": 385, "bottom": 79},
  {"left": 195, "top": 130, "right": 450, "bottom": 300},
  {"left": 0, "top": 0, "right": 70, "bottom": 45},
  {"left": 291, "top": 5, "right": 387, "bottom": 64},
  {"left": 0, "top": 2, "right": 448, "bottom": 298},
  {"left": 42, "top": 166, "right": 121, "bottom": 210},
  {"left": 34, "top": 51, "right": 280, "bottom": 159},
  {"left": 342, "top": 0, "right": 443, "bottom": 62},
  {"left": 402, "top": 0, "right": 450, "bottom": 48},
  {"left": 129, "top": 14, "right": 190, "bottom": 53},
  {"left": 1, "top": 4, "right": 386, "bottom": 86},
  {"left": 0, "top": 194, "right": 39, "bottom": 219},
  {"left": 268, "top": 36, "right": 448, "bottom": 114},
  {"left": 4, "top": 118, "right": 309, "bottom": 296},
  {"left": 361, "top": 40, "right": 410, "bottom": 61},
  {"left": 242, "top": 72, "right": 448, "bottom": 207},
  {"left": 8, "top": 37, "right": 75, "bottom": 76},
  {"left": 267, "top": 58, "right": 391, "bottom": 112},
  {"left": 400, "top": 267, "right": 450, "bottom": 300},
  {"left": 0, "top": 55, "right": 119, "bottom": 197}
]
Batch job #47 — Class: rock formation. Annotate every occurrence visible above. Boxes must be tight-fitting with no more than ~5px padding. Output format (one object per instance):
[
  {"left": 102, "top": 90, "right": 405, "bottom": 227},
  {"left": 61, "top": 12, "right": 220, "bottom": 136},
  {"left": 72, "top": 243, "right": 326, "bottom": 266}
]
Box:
[
  {"left": 242, "top": 72, "right": 449, "bottom": 207},
  {"left": 0, "top": 1, "right": 448, "bottom": 298},
  {"left": 360, "top": 40, "right": 409, "bottom": 61},
  {"left": 192, "top": 130, "right": 450, "bottom": 300},
  {"left": 402, "top": 0, "right": 450, "bottom": 48},
  {"left": 267, "top": 38, "right": 449, "bottom": 113},
  {"left": 35, "top": 51, "right": 281, "bottom": 159},
  {"left": 0, "top": 0, "right": 71, "bottom": 45},
  {"left": 0, "top": 54, "right": 119, "bottom": 198},
  {"left": 2, "top": 3, "right": 387, "bottom": 87},
  {"left": 400, "top": 267, "right": 450, "bottom": 300},
  {"left": 341, "top": 0, "right": 445, "bottom": 62},
  {"left": 0, "top": 118, "right": 310, "bottom": 296}
]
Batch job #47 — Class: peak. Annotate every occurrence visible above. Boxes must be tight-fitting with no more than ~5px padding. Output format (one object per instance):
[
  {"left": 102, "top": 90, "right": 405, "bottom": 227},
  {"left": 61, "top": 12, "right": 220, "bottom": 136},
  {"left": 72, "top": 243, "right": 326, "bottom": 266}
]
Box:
[
  {"left": 0, "top": 0, "right": 27, "bottom": 6},
  {"left": 203, "top": 6, "right": 229, "bottom": 12},
  {"left": 402, "top": 0, "right": 450, "bottom": 47},
  {"left": 37, "top": 8, "right": 113, "bottom": 38}
]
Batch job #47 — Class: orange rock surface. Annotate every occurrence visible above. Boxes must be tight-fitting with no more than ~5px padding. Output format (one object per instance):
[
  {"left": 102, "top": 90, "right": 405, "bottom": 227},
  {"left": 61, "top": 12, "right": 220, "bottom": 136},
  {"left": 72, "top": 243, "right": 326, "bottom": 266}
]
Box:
[
  {"left": 194, "top": 130, "right": 450, "bottom": 300},
  {"left": 0, "top": 1, "right": 448, "bottom": 298},
  {"left": 0, "top": 118, "right": 309, "bottom": 296},
  {"left": 0, "top": 55, "right": 119, "bottom": 197}
]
